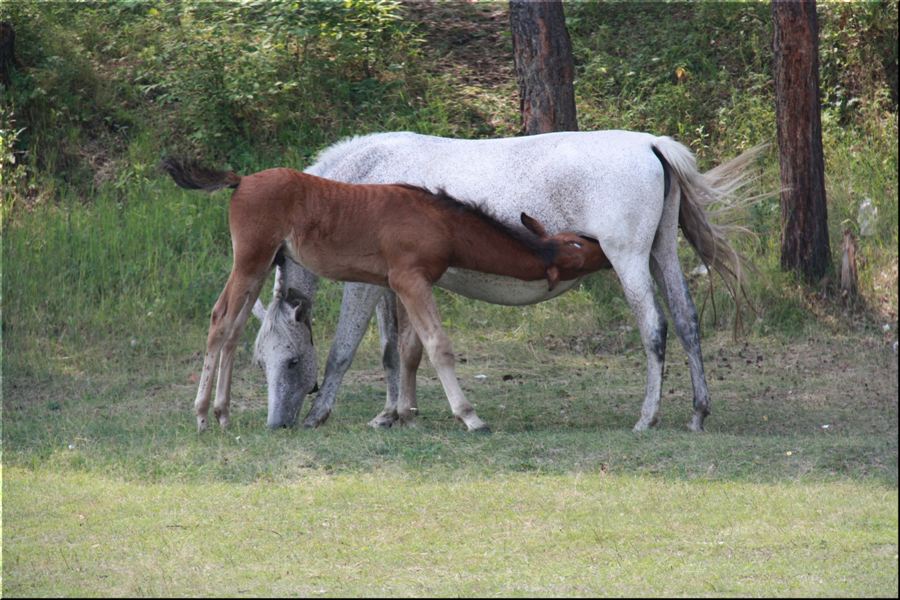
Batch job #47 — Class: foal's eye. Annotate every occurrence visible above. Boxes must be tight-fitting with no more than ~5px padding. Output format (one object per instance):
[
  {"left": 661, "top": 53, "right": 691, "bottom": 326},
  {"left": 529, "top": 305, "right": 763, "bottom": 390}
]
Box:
[
  {"left": 568, "top": 241, "right": 583, "bottom": 249},
  {"left": 288, "top": 358, "right": 300, "bottom": 369}
]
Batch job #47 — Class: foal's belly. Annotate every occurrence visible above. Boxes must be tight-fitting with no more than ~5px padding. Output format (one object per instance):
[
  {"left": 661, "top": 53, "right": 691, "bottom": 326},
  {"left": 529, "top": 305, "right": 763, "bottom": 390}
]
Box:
[
  {"left": 286, "top": 241, "right": 390, "bottom": 287},
  {"left": 435, "top": 268, "right": 582, "bottom": 306}
]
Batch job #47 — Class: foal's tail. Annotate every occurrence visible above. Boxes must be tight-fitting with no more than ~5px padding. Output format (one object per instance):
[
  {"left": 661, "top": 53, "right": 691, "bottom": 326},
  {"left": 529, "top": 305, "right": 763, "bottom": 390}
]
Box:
[
  {"left": 651, "top": 137, "right": 767, "bottom": 329},
  {"left": 160, "top": 157, "right": 242, "bottom": 192}
]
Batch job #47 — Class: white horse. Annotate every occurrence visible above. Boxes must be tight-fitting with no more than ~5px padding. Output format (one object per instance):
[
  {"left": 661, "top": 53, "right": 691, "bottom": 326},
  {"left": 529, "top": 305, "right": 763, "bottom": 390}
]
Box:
[{"left": 252, "top": 130, "right": 760, "bottom": 432}]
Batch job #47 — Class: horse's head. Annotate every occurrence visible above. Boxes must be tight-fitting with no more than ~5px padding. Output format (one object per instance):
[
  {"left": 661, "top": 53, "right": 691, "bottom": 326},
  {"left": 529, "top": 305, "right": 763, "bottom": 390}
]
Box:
[
  {"left": 253, "top": 284, "right": 318, "bottom": 429},
  {"left": 520, "top": 212, "right": 610, "bottom": 290}
]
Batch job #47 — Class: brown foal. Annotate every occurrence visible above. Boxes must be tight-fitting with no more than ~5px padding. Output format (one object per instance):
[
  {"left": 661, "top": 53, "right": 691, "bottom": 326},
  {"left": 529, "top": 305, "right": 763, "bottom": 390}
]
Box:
[{"left": 162, "top": 159, "right": 609, "bottom": 432}]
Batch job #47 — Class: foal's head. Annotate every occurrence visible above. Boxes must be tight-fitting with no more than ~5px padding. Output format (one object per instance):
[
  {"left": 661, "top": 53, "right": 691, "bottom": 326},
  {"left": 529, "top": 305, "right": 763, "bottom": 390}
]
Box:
[{"left": 520, "top": 213, "right": 611, "bottom": 289}]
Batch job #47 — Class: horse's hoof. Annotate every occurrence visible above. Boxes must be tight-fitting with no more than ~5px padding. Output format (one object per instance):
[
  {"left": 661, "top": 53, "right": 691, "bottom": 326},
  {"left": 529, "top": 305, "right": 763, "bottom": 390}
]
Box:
[
  {"left": 633, "top": 414, "right": 661, "bottom": 432},
  {"left": 471, "top": 424, "right": 492, "bottom": 434},
  {"left": 304, "top": 414, "right": 328, "bottom": 428},
  {"left": 687, "top": 418, "right": 706, "bottom": 433}
]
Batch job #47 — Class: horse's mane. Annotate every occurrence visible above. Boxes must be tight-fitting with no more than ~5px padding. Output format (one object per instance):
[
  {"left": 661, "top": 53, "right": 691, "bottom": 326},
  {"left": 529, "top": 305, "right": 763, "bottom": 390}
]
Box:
[{"left": 395, "top": 183, "right": 557, "bottom": 264}]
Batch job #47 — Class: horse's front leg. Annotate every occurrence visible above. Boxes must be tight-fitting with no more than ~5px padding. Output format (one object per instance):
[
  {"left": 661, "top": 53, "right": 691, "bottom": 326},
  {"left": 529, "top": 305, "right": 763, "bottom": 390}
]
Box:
[
  {"left": 389, "top": 272, "right": 489, "bottom": 433},
  {"left": 303, "top": 282, "right": 387, "bottom": 428},
  {"left": 369, "top": 291, "right": 404, "bottom": 428},
  {"left": 394, "top": 298, "right": 423, "bottom": 426}
]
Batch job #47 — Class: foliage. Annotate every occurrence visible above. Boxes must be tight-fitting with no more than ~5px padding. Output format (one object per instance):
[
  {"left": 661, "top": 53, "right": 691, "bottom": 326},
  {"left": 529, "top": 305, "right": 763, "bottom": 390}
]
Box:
[{"left": 0, "top": 0, "right": 420, "bottom": 182}]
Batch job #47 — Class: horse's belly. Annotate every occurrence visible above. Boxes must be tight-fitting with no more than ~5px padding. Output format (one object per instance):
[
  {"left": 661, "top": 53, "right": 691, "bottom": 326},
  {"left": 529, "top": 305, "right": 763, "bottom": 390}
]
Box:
[{"left": 435, "top": 268, "right": 581, "bottom": 306}]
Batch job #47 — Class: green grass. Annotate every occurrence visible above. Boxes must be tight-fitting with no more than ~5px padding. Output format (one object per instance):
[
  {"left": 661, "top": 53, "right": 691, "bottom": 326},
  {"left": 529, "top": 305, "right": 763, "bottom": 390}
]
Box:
[
  {"left": 4, "top": 468, "right": 896, "bottom": 597},
  {"left": 3, "top": 315, "right": 898, "bottom": 595}
]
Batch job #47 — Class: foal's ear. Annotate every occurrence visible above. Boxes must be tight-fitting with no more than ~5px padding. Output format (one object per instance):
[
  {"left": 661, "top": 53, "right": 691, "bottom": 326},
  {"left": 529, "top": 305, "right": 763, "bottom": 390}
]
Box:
[{"left": 520, "top": 212, "right": 547, "bottom": 237}]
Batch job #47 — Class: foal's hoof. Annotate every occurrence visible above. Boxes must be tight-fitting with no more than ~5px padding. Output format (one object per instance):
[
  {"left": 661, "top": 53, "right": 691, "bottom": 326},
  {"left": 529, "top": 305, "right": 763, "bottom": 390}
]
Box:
[
  {"left": 214, "top": 409, "right": 230, "bottom": 429},
  {"left": 367, "top": 412, "right": 397, "bottom": 429},
  {"left": 470, "top": 424, "right": 492, "bottom": 435}
]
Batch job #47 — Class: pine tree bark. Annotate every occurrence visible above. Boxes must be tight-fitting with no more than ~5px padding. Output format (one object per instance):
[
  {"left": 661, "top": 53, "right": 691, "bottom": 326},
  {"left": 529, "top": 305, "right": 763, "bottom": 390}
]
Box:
[
  {"left": 1, "top": 21, "right": 19, "bottom": 87},
  {"left": 509, "top": 0, "right": 577, "bottom": 135},
  {"left": 772, "top": 0, "right": 831, "bottom": 281}
]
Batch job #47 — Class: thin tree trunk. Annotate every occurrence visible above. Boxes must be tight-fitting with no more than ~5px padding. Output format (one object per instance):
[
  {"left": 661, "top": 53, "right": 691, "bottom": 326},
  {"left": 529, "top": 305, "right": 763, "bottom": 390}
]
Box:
[
  {"left": 1, "top": 21, "right": 19, "bottom": 87},
  {"left": 772, "top": 0, "right": 831, "bottom": 281},
  {"left": 509, "top": 0, "right": 577, "bottom": 135}
]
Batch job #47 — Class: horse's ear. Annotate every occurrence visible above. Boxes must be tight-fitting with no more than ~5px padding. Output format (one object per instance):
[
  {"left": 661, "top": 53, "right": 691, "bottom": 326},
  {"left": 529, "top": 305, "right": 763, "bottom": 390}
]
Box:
[
  {"left": 272, "top": 263, "right": 286, "bottom": 299},
  {"left": 284, "top": 287, "right": 312, "bottom": 323},
  {"left": 520, "top": 212, "right": 547, "bottom": 237},
  {"left": 252, "top": 299, "right": 267, "bottom": 322}
]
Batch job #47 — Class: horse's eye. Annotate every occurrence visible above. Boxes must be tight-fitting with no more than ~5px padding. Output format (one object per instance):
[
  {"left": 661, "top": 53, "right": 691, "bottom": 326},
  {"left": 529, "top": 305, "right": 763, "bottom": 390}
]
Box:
[
  {"left": 568, "top": 241, "right": 583, "bottom": 249},
  {"left": 288, "top": 358, "right": 300, "bottom": 369}
]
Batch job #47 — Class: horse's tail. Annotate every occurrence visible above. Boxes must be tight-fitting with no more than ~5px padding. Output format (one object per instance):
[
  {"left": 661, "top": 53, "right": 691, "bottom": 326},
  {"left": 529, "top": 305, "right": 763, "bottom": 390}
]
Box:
[
  {"left": 160, "top": 157, "right": 242, "bottom": 192},
  {"left": 651, "top": 137, "right": 767, "bottom": 329}
]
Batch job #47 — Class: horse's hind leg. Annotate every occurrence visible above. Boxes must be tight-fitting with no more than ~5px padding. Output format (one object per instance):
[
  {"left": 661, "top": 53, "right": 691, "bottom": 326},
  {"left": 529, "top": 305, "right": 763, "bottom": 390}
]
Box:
[
  {"left": 612, "top": 256, "right": 668, "bottom": 432},
  {"left": 650, "top": 218, "right": 710, "bottom": 431},
  {"left": 389, "top": 272, "right": 488, "bottom": 432}
]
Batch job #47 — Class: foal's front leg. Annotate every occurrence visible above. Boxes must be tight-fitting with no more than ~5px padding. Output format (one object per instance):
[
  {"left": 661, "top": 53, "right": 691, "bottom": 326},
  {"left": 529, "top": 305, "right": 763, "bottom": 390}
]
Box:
[{"left": 389, "top": 272, "right": 489, "bottom": 432}]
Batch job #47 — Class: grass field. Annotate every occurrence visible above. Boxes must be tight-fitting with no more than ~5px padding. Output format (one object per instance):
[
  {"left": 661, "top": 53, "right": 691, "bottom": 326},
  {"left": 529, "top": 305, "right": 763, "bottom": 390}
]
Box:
[{"left": 3, "top": 312, "right": 898, "bottom": 596}]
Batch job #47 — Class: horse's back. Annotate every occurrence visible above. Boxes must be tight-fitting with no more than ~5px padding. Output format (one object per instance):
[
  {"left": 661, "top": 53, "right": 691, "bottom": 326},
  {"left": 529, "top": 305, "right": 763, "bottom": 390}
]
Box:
[
  {"left": 309, "top": 130, "right": 665, "bottom": 231},
  {"left": 307, "top": 130, "right": 670, "bottom": 303}
]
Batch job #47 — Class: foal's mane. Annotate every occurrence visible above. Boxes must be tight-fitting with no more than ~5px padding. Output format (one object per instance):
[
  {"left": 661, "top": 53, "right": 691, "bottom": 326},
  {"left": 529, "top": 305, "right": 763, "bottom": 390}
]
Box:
[{"left": 395, "top": 183, "right": 557, "bottom": 264}]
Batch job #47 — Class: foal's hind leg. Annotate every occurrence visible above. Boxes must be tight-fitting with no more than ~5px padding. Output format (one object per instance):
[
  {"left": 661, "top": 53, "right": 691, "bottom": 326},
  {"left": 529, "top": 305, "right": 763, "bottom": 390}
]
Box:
[
  {"left": 389, "top": 271, "right": 488, "bottom": 432},
  {"left": 194, "top": 274, "right": 262, "bottom": 431},
  {"left": 212, "top": 277, "right": 264, "bottom": 429},
  {"left": 194, "top": 289, "right": 229, "bottom": 431}
]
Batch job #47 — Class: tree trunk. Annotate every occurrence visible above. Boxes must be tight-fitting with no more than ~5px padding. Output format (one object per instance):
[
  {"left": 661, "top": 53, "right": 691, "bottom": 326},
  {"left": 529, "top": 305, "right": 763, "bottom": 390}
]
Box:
[
  {"left": 839, "top": 228, "right": 859, "bottom": 305},
  {"left": 772, "top": 0, "right": 831, "bottom": 281},
  {"left": 509, "top": 0, "right": 577, "bottom": 135},
  {"left": 1, "top": 21, "right": 18, "bottom": 87}
]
